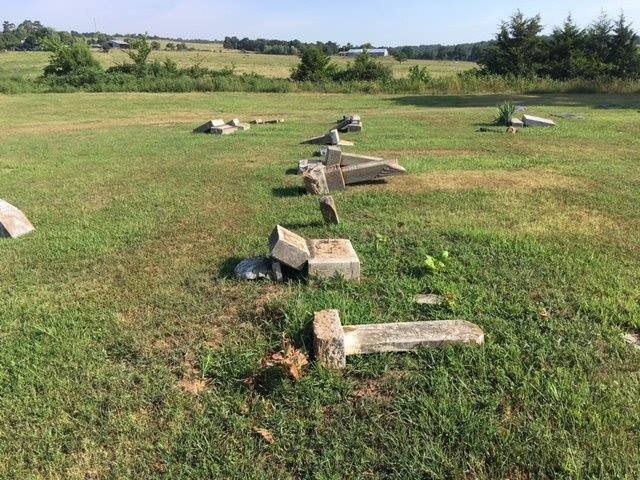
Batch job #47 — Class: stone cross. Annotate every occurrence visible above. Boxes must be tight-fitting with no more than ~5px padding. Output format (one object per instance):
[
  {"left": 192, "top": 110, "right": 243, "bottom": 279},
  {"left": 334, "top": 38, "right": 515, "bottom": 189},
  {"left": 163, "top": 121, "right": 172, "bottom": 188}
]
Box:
[{"left": 313, "top": 310, "right": 484, "bottom": 369}]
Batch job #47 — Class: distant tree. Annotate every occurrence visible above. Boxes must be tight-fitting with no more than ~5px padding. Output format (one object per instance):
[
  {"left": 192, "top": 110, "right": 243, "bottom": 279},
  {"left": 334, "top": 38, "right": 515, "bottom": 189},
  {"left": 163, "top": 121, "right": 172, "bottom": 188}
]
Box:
[
  {"left": 165, "top": 42, "right": 175, "bottom": 50},
  {"left": 608, "top": 13, "right": 640, "bottom": 77},
  {"left": 126, "top": 37, "right": 152, "bottom": 71},
  {"left": 43, "top": 38, "right": 102, "bottom": 76},
  {"left": 291, "top": 47, "right": 335, "bottom": 81},
  {"left": 480, "top": 10, "right": 545, "bottom": 76},
  {"left": 546, "top": 14, "right": 587, "bottom": 79},
  {"left": 392, "top": 50, "right": 408, "bottom": 63},
  {"left": 584, "top": 12, "right": 613, "bottom": 76},
  {"left": 337, "top": 51, "right": 393, "bottom": 82},
  {"left": 151, "top": 40, "right": 161, "bottom": 50}
]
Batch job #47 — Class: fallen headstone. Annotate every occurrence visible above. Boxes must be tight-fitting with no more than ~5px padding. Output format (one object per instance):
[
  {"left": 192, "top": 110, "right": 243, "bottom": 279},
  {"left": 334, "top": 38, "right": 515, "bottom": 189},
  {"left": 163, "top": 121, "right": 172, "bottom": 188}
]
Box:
[
  {"left": 324, "top": 165, "right": 346, "bottom": 192},
  {"left": 341, "top": 160, "right": 406, "bottom": 185},
  {"left": 193, "top": 119, "right": 225, "bottom": 133},
  {"left": 336, "top": 115, "right": 363, "bottom": 133},
  {"left": 251, "top": 118, "right": 285, "bottom": 124},
  {"left": 307, "top": 239, "right": 360, "bottom": 281},
  {"left": 303, "top": 129, "right": 354, "bottom": 147},
  {"left": 509, "top": 117, "right": 524, "bottom": 128},
  {"left": 269, "top": 225, "right": 311, "bottom": 270},
  {"left": 303, "top": 164, "right": 329, "bottom": 195},
  {"left": 234, "top": 256, "right": 273, "bottom": 281},
  {"left": 298, "top": 159, "right": 321, "bottom": 175},
  {"left": 313, "top": 310, "right": 485, "bottom": 369},
  {"left": 0, "top": 200, "right": 35, "bottom": 239},
  {"left": 228, "top": 118, "right": 250, "bottom": 131},
  {"left": 523, "top": 115, "right": 556, "bottom": 128},
  {"left": 325, "top": 146, "right": 342, "bottom": 167},
  {"left": 414, "top": 294, "right": 445, "bottom": 305},
  {"left": 339, "top": 152, "right": 384, "bottom": 167},
  {"left": 319, "top": 196, "right": 339, "bottom": 225}
]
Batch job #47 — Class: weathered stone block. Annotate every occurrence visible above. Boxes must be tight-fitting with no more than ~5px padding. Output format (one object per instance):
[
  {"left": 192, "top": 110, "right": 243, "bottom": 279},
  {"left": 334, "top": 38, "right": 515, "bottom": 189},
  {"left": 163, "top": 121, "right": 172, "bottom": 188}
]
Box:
[
  {"left": 0, "top": 200, "right": 34, "bottom": 239},
  {"left": 319, "top": 196, "right": 339, "bottom": 225},
  {"left": 346, "top": 123, "right": 362, "bottom": 133},
  {"left": 340, "top": 153, "right": 384, "bottom": 167},
  {"left": 193, "top": 119, "right": 225, "bottom": 133},
  {"left": 268, "top": 225, "right": 310, "bottom": 270},
  {"left": 211, "top": 125, "right": 238, "bottom": 135},
  {"left": 303, "top": 164, "right": 329, "bottom": 195},
  {"left": 313, "top": 310, "right": 346, "bottom": 369},
  {"left": 325, "top": 146, "right": 342, "bottom": 167},
  {"left": 307, "top": 239, "right": 360, "bottom": 281},
  {"left": 523, "top": 114, "right": 556, "bottom": 127},
  {"left": 341, "top": 160, "right": 406, "bottom": 185},
  {"left": 509, "top": 117, "right": 524, "bottom": 128},
  {"left": 324, "top": 165, "right": 345, "bottom": 192}
]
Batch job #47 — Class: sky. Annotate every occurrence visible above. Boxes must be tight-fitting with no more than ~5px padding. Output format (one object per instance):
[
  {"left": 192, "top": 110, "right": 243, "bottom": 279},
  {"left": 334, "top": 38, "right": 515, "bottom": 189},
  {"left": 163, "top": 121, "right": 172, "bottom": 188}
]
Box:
[{"left": 3, "top": 0, "right": 640, "bottom": 46}]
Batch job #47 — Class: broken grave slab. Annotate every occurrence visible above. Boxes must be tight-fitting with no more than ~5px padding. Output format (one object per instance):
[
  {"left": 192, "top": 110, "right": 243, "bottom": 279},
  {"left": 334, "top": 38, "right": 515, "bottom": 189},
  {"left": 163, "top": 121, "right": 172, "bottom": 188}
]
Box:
[
  {"left": 313, "top": 310, "right": 485, "bottom": 369},
  {"left": 319, "top": 196, "right": 339, "bottom": 225},
  {"left": 0, "top": 200, "right": 35, "bottom": 238},
  {"left": 307, "top": 239, "right": 360, "bottom": 281},
  {"left": 509, "top": 117, "right": 524, "bottom": 128},
  {"left": 193, "top": 119, "right": 226, "bottom": 133},
  {"left": 341, "top": 160, "right": 407, "bottom": 185},
  {"left": 324, "top": 165, "right": 345, "bottom": 192},
  {"left": 324, "top": 146, "right": 342, "bottom": 167},
  {"left": 523, "top": 114, "right": 556, "bottom": 127},
  {"left": 303, "top": 129, "right": 354, "bottom": 147},
  {"left": 303, "top": 164, "right": 329, "bottom": 195},
  {"left": 340, "top": 153, "right": 384, "bottom": 167},
  {"left": 269, "top": 225, "right": 310, "bottom": 270}
]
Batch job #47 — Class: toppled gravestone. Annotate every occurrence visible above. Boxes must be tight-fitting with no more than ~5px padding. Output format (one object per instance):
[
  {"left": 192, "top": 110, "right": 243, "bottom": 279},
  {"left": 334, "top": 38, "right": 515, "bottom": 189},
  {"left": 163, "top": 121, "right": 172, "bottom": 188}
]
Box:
[
  {"left": 509, "top": 117, "right": 524, "bottom": 128},
  {"left": 0, "top": 200, "right": 35, "bottom": 238},
  {"left": 319, "top": 196, "right": 339, "bottom": 225},
  {"left": 523, "top": 115, "right": 556, "bottom": 128},
  {"left": 300, "top": 146, "right": 406, "bottom": 194},
  {"left": 251, "top": 118, "right": 285, "bottom": 125},
  {"left": 307, "top": 239, "right": 360, "bottom": 281},
  {"left": 336, "top": 114, "right": 363, "bottom": 133},
  {"left": 313, "top": 310, "right": 485, "bottom": 369},
  {"left": 303, "top": 129, "right": 354, "bottom": 147},
  {"left": 269, "top": 225, "right": 311, "bottom": 270},
  {"left": 194, "top": 118, "right": 250, "bottom": 135}
]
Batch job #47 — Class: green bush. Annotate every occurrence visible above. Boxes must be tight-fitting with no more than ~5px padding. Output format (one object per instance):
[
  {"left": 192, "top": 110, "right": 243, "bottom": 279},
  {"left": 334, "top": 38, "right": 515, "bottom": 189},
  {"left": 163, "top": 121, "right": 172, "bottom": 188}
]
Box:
[
  {"left": 336, "top": 52, "right": 393, "bottom": 82},
  {"left": 495, "top": 101, "right": 518, "bottom": 126},
  {"left": 291, "top": 47, "right": 335, "bottom": 82},
  {"left": 43, "top": 39, "right": 102, "bottom": 77},
  {"left": 408, "top": 65, "right": 433, "bottom": 84}
]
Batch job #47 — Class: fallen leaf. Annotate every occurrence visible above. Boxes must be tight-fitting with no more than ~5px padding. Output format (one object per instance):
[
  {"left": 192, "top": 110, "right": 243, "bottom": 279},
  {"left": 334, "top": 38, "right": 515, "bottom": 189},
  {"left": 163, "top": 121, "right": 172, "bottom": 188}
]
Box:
[
  {"left": 253, "top": 427, "right": 275, "bottom": 444},
  {"left": 261, "top": 336, "right": 309, "bottom": 381}
]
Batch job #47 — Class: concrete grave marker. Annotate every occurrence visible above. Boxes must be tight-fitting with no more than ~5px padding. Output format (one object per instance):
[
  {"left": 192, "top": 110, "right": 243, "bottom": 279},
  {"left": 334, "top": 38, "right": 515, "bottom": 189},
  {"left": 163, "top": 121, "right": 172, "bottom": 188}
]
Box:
[
  {"left": 523, "top": 115, "right": 556, "bottom": 127},
  {"left": 307, "top": 239, "right": 360, "bottom": 281},
  {"left": 193, "top": 119, "right": 225, "bottom": 133},
  {"left": 313, "top": 310, "right": 485, "bottom": 369},
  {"left": 325, "top": 146, "right": 342, "bottom": 167},
  {"left": 341, "top": 160, "right": 407, "bottom": 185},
  {"left": 303, "top": 129, "right": 354, "bottom": 147},
  {"left": 340, "top": 153, "right": 384, "bottom": 167},
  {"left": 303, "top": 164, "right": 329, "bottom": 195},
  {"left": 509, "top": 118, "right": 524, "bottom": 128},
  {"left": 319, "top": 196, "right": 339, "bottom": 225},
  {"left": 0, "top": 200, "right": 34, "bottom": 239},
  {"left": 324, "top": 165, "right": 346, "bottom": 192},
  {"left": 269, "top": 225, "right": 310, "bottom": 270}
]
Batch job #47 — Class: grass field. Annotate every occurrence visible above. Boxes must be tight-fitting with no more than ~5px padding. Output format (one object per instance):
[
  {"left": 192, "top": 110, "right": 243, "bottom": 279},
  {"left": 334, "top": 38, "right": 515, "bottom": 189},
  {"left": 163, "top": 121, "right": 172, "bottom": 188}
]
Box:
[
  {"left": 0, "top": 49, "right": 477, "bottom": 81},
  {"left": 1, "top": 91, "right": 640, "bottom": 478}
]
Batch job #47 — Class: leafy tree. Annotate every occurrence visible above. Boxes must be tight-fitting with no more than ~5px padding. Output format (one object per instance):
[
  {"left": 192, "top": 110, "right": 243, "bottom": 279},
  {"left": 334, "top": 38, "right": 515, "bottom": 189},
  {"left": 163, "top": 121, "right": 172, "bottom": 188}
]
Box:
[
  {"left": 392, "top": 51, "right": 408, "bottom": 63},
  {"left": 151, "top": 40, "right": 161, "bottom": 50},
  {"left": 338, "top": 51, "right": 393, "bottom": 82},
  {"left": 291, "top": 47, "right": 335, "bottom": 81},
  {"left": 165, "top": 42, "right": 175, "bottom": 50},
  {"left": 546, "top": 15, "right": 587, "bottom": 79},
  {"left": 126, "top": 37, "right": 152, "bottom": 70},
  {"left": 480, "top": 10, "right": 545, "bottom": 76},
  {"left": 608, "top": 13, "right": 640, "bottom": 77},
  {"left": 43, "top": 38, "right": 102, "bottom": 76},
  {"left": 584, "top": 12, "right": 613, "bottom": 76}
]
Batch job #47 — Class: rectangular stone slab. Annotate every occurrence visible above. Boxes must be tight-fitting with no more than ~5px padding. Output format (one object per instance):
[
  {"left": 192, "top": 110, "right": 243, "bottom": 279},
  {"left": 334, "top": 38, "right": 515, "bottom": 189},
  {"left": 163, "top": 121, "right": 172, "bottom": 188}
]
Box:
[
  {"left": 268, "top": 225, "right": 310, "bottom": 270},
  {"left": 523, "top": 114, "right": 556, "bottom": 127},
  {"left": 324, "top": 146, "right": 342, "bottom": 167},
  {"left": 211, "top": 125, "right": 239, "bottom": 135},
  {"left": 313, "top": 310, "right": 346, "bottom": 369},
  {"left": 324, "top": 165, "right": 345, "bottom": 192},
  {"left": 340, "top": 153, "right": 384, "bottom": 167},
  {"left": 343, "top": 320, "right": 484, "bottom": 356},
  {"left": 341, "top": 160, "right": 406, "bottom": 184},
  {"left": 307, "top": 239, "right": 360, "bottom": 281},
  {"left": 0, "top": 200, "right": 34, "bottom": 238}
]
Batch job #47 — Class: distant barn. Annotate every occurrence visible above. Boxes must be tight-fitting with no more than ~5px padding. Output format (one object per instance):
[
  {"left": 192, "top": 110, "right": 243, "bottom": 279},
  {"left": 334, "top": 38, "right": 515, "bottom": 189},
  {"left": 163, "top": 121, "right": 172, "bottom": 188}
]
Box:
[
  {"left": 339, "top": 48, "right": 389, "bottom": 58},
  {"left": 102, "top": 39, "right": 130, "bottom": 49}
]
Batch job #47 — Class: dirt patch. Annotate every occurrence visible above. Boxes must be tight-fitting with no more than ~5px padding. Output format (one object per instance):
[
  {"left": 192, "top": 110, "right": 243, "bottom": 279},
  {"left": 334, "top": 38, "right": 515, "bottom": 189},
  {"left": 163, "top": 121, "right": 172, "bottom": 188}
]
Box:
[{"left": 384, "top": 169, "right": 588, "bottom": 193}]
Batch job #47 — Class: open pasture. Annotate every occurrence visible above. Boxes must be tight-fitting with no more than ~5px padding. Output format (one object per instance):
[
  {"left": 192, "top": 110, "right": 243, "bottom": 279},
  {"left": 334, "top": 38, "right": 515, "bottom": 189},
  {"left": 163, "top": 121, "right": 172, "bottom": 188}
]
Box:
[{"left": 1, "top": 91, "right": 640, "bottom": 478}]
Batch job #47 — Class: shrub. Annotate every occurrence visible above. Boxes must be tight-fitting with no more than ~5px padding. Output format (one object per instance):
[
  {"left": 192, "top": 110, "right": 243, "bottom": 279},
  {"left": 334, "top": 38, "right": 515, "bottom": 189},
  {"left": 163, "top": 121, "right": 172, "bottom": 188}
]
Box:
[
  {"left": 291, "top": 47, "right": 335, "bottom": 82},
  {"left": 336, "top": 52, "right": 393, "bottom": 82},
  {"left": 495, "top": 101, "right": 518, "bottom": 126},
  {"left": 43, "top": 39, "right": 102, "bottom": 77},
  {"left": 408, "top": 65, "right": 432, "bottom": 84}
]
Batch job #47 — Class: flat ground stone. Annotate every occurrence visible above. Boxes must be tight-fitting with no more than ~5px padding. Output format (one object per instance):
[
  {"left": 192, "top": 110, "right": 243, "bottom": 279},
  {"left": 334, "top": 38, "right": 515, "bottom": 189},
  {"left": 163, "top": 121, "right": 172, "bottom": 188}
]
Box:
[
  {"left": 0, "top": 200, "right": 35, "bottom": 238},
  {"left": 319, "top": 196, "right": 339, "bottom": 224},
  {"left": 307, "top": 239, "right": 360, "bottom": 281},
  {"left": 234, "top": 256, "right": 273, "bottom": 281},
  {"left": 523, "top": 114, "right": 556, "bottom": 127},
  {"left": 269, "top": 225, "right": 310, "bottom": 270},
  {"left": 415, "top": 294, "right": 445, "bottom": 305}
]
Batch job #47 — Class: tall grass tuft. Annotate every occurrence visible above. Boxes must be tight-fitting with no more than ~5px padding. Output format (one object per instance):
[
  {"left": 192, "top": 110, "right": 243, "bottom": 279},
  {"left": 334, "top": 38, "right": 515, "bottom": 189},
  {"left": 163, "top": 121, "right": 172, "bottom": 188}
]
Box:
[{"left": 495, "top": 101, "right": 518, "bottom": 126}]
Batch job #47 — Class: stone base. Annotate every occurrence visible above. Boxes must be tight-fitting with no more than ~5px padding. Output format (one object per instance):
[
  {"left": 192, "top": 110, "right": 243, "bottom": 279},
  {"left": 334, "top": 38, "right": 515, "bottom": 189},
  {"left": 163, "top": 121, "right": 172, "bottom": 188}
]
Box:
[{"left": 307, "top": 239, "right": 360, "bottom": 281}]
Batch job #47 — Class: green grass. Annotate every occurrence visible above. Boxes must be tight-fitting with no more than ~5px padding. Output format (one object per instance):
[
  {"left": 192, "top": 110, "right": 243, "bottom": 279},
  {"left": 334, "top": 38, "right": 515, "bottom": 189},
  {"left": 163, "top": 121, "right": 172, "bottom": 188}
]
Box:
[
  {"left": 0, "top": 50, "right": 476, "bottom": 81},
  {"left": 1, "top": 91, "right": 640, "bottom": 478}
]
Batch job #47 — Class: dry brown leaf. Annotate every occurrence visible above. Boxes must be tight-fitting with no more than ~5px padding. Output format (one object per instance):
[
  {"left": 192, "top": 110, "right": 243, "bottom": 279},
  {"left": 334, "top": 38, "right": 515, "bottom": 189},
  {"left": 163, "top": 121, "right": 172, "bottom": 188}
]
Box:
[
  {"left": 253, "top": 427, "right": 276, "bottom": 444},
  {"left": 261, "top": 336, "right": 309, "bottom": 381}
]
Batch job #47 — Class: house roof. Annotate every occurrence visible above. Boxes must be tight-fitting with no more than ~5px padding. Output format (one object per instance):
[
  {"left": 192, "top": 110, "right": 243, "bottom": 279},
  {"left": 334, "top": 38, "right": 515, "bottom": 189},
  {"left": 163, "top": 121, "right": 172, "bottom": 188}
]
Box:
[{"left": 345, "top": 48, "right": 388, "bottom": 54}]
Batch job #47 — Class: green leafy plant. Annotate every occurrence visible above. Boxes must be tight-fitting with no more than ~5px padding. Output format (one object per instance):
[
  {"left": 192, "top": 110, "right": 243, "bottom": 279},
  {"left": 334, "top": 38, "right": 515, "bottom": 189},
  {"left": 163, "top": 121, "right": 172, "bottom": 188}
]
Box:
[
  {"left": 408, "top": 65, "right": 432, "bottom": 84},
  {"left": 495, "top": 101, "right": 518, "bottom": 126},
  {"left": 424, "top": 251, "right": 450, "bottom": 272}
]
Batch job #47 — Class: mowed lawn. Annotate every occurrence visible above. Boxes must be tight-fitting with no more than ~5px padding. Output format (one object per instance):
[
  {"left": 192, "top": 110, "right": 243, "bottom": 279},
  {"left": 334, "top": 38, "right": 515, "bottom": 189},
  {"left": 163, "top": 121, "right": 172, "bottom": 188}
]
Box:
[
  {"left": 1, "top": 91, "right": 640, "bottom": 479},
  {"left": 0, "top": 49, "right": 476, "bottom": 81}
]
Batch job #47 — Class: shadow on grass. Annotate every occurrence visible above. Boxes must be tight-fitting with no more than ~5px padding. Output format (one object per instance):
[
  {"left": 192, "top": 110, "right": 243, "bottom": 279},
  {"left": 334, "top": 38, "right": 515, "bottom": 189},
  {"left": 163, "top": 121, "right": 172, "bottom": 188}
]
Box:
[
  {"left": 388, "top": 94, "right": 640, "bottom": 110},
  {"left": 217, "top": 256, "right": 245, "bottom": 279},
  {"left": 272, "top": 186, "right": 306, "bottom": 198},
  {"left": 284, "top": 167, "right": 299, "bottom": 176},
  {"left": 280, "top": 221, "right": 323, "bottom": 229}
]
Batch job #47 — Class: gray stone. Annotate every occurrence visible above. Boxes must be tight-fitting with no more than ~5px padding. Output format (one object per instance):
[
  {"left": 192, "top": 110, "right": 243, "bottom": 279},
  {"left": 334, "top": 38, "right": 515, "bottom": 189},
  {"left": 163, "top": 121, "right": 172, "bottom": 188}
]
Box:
[
  {"left": 271, "top": 260, "right": 284, "bottom": 282},
  {"left": 319, "top": 196, "right": 339, "bottom": 225},
  {"left": 298, "top": 159, "right": 321, "bottom": 175},
  {"left": 228, "top": 118, "right": 250, "bottom": 131},
  {"left": 523, "top": 114, "right": 556, "bottom": 127},
  {"left": 303, "top": 164, "right": 329, "bottom": 195},
  {"left": 268, "top": 225, "right": 310, "bottom": 270},
  {"left": 624, "top": 333, "right": 640, "bottom": 350},
  {"left": 415, "top": 294, "right": 445, "bottom": 305},
  {"left": 303, "top": 129, "right": 353, "bottom": 146},
  {"left": 324, "top": 165, "right": 346, "bottom": 192},
  {"left": 313, "top": 310, "right": 346, "bottom": 369},
  {"left": 515, "top": 105, "right": 527, "bottom": 112},
  {"left": 0, "top": 200, "right": 34, "bottom": 239},
  {"left": 313, "top": 313, "right": 485, "bottom": 369},
  {"left": 340, "top": 153, "right": 384, "bottom": 167},
  {"left": 341, "top": 160, "right": 407, "bottom": 185},
  {"left": 346, "top": 123, "right": 363, "bottom": 133},
  {"left": 234, "top": 256, "right": 273, "bottom": 281},
  {"left": 325, "top": 146, "right": 342, "bottom": 167},
  {"left": 211, "top": 125, "right": 239, "bottom": 135},
  {"left": 193, "top": 118, "right": 225, "bottom": 133},
  {"left": 509, "top": 117, "right": 524, "bottom": 128},
  {"left": 307, "top": 239, "right": 360, "bottom": 281}
]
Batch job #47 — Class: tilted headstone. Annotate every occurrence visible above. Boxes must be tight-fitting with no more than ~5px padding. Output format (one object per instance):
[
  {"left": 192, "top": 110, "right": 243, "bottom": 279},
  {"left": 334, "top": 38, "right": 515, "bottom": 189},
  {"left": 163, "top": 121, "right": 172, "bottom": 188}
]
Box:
[
  {"left": 303, "top": 129, "right": 354, "bottom": 146},
  {"left": 268, "top": 225, "right": 310, "bottom": 270},
  {"left": 303, "top": 164, "right": 329, "bottom": 195},
  {"left": 340, "top": 153, "right": 384, "bottom": 167},
  {"left": 325, "top": 146, "right": 342, "bottom": 167},
  {"left": 307, "top": 239, "right": 360, "bottom": 281},
  {"left": 0, "top": 200, "right": 34, "bottom": 239},
  {"left": 523, "top": 114, "right": 556, "bottom": 127},
  {"left": 313, "top": 310, "right": 485, "bottom": 369},
  {"left": 319, "top": 196, "right": 340, "bottom": 225}
]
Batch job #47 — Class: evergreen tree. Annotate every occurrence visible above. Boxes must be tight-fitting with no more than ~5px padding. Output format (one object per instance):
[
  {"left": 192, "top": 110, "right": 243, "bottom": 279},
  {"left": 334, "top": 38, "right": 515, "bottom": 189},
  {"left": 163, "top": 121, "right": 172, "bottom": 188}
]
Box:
[
  {"left": 584, "top": 12, "right": 613, "bottom": 76},
  {"left": 547, "top": 14, "right": 587, "bottom": 79},
  {"left": 608, "top": 13, "right": 640, "bottom": 77}
]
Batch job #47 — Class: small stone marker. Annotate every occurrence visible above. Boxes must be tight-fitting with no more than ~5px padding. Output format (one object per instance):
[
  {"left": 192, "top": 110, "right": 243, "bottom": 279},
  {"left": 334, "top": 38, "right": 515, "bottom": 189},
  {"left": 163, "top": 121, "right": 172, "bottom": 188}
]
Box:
[
  {"left": 234, "top": 256, "right": 273, "bottom": 281},
  {"left": 336, "top": 115, "right": 363, "bottom": 133},
  {"left": 269, "top": 225, "right": 311, "bottom": 270},
  {"left": 319, "top": 196, "right": 339, "bottom": 225},
  {"left": 193, "top": 119, "right": 225, "bottom": 133},
  {"left": 523, "top": 114, "right": 556, "bottom": 127},
  {"left": 325, "top": 146, "right": 342, "bottom": 167},
  {"left": 341, "top": 160, "right": 407, "bottom": 185},
  {"left": 307, "top": 239, "right": 360, "bottom": 281},
  {"left": 509, "top": 117, "right": 524, "bottom": 128},
  {"left": 414, "top": 294, "right": 445, "bottom": 305},
  {"left": 0, "top": 200, "right": 34, "bottom": 238},
  {"left": 303, "top": 164, "right": 329, "bottom": 195},
  {"left": 303, "top": 129, "right": 354, "bottom": 146},
  {"left": 313, "top": 310, "right": 485, "bottom": 369}
]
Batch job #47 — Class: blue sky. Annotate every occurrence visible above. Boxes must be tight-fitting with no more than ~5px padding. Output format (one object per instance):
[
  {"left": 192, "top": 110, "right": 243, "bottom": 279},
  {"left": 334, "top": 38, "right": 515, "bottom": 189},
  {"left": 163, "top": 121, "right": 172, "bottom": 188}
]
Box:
[{"left": 4, "top": 0, "right": 640, "bottom": 45}]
